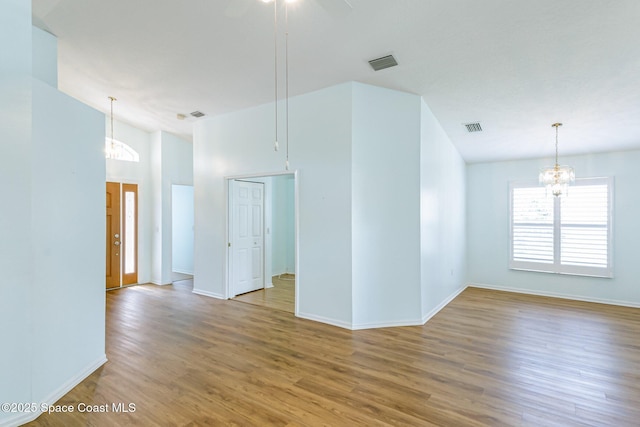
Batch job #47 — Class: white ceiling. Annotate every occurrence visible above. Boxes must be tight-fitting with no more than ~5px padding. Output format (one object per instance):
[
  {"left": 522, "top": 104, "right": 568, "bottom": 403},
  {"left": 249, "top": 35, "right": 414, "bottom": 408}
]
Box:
[{"left": 32, "top": 0, "right": 640, "bottom": 163}]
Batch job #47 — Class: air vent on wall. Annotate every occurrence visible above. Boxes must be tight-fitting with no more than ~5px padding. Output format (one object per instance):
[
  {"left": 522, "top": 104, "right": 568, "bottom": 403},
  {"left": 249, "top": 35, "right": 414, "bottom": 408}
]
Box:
[
  {"left": 368, "top": 55, "right": 398, "bottom": 71},
  {"left": 190, "top": 111, "right": 205, "bottom": 118},
  {"left": 464, "top": 122, "right": 483, "bottom": 132}
]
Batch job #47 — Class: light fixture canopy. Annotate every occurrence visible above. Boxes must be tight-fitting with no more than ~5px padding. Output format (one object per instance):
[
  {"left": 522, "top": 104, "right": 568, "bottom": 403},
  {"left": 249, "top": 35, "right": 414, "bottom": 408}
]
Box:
[{"left": 539, "top": 123, "right": 575, "bottom": 197}]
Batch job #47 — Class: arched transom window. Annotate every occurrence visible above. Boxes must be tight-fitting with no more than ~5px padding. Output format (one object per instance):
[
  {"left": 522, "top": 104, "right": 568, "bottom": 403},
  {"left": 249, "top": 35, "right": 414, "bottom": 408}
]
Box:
[{"left": 105, "top": 138, "right": 139, "bottom": 162}]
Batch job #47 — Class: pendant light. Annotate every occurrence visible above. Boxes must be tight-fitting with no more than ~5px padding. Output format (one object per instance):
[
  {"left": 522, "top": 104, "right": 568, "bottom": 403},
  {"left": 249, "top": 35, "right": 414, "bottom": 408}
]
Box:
[
  {"left": 272, "top": 0, "right": 279, "bottom": 153},
  {"left": 284, "top": 0, "right": 290, "bottom": 170},
  {"left": 266, "top": 0, "right": 292, "bottom": 170},
  {"left": 105, "top": 96, "right": 119, "bottom": 159},
  {"left": 539, "top": 123, "right": 575, "bottom": 197}
]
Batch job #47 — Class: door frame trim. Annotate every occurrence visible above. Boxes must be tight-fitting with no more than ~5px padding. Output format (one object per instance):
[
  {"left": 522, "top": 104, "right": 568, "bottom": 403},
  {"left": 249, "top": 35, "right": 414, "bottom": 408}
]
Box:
[{"left": 224, "top": 170, "right": 299, "bottom": 316}]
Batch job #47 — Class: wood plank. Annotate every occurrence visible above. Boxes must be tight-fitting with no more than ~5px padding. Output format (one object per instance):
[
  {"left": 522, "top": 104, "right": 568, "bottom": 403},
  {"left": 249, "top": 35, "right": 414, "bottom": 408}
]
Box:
[
  {"left": 27, "top": 284, "right": 640, "bottom": 426},
  {"left": 234, "top": 274, "right": 295, "bottom": 313}
]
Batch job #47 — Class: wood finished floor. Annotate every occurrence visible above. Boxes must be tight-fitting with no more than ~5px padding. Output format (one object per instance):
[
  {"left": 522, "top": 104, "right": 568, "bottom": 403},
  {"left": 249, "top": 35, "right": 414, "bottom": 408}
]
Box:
[
  {"left": 233, "top": 274, "right": 295, "bottom": 314},
  {"left": 27, "top": 284, "right": 640, "bottom": 426}
]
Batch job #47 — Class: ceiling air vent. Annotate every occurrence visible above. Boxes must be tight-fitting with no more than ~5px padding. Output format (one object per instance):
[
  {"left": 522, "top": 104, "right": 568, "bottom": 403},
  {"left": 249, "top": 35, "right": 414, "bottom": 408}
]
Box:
[
  {"left": 190, "top": 111, "right": 205, "bottom": 118},
  {"left": 368, "top": 55, "right": 398, "bottom": 71},
  {"left": 464, "top": 122, "right": 483, "bottom": 133}
]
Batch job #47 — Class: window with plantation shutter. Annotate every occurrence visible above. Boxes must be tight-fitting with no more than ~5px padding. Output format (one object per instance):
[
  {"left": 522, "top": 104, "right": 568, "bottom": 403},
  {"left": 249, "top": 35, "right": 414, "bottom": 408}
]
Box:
[
  {"left": 509, "top": 177, "right": 613, "bottom": 277},
  {"left": 511, "top": 186, "right": 554, "bottom": 265}
]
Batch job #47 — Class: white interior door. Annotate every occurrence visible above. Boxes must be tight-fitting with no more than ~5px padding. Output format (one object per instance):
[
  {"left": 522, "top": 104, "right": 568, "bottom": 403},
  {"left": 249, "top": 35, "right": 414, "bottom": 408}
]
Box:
[{"left": 231, "top": 180, "right": 265, "bottom": 296}]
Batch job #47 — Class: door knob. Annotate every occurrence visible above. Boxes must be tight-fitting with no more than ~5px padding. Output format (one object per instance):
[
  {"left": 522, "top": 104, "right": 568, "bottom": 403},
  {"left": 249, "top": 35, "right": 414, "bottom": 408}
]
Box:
[
  {"left": 114, "top": 233, "right": 120, "bottom": 238},
  {"left": 114, "top": 241, "right": 120, "bottom": 246}
]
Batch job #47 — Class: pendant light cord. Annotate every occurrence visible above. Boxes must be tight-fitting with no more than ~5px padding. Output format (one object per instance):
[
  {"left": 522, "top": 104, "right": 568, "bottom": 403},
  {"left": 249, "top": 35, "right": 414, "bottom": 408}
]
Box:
[
  {"left": 285, "top": 2, "right": 290, "bottom": 170},
  {"left": 552, "top": 122, "right": 562, "bottom": 168},
  {"left": 109, "top": 96, "right": 116, "bottom": 148},
  {"left": 555, "top": 124, "right": 559, "bottom": 167},
  {"left": 273, "top": 0, "right": 278, "bottom": 152}
]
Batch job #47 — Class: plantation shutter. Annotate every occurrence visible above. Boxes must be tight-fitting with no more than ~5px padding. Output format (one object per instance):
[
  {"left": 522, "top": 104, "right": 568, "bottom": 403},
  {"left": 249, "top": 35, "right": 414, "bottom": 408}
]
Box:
[
  {"left": 511, "top": 186, "right": 554, "bottom": 264},
  {"left": 560, "top": 184, "right": 609, "bottom": 269}
]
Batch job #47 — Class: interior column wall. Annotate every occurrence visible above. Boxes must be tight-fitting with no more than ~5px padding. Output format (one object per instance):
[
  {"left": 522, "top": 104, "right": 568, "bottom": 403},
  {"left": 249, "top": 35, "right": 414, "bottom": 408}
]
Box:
[
  {"left": 351, "top": 83, "right": 423, "bottom": 328},
  {"left": 31, "top": 79, "right": 106, "bottom": 404}
]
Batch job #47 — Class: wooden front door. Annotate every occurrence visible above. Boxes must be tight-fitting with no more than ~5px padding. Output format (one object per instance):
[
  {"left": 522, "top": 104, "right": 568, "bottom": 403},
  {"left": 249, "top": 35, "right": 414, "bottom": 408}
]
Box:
[
  {"left": 106, "top": 182, "right": 138, "bottom": 289},
  {"left": 106, "top": 182, "right": 121, "bottom": 289}
]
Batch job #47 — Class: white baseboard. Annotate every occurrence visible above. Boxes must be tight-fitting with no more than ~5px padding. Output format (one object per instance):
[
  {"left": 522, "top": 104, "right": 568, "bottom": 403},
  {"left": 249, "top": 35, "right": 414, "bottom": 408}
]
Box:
[
  {"left": 421, "top": 285, "right": 467, "bottom": 324},
  {"left": 265, "top": 282, "right": 274, "bottom": 289},
  {"left": 192, "top": 288, "right": 226, "bottom": 299},
  {"left": 173, "top": 268, "right": 194, "bottom": 275},
  {"left": 4, "top": 355, "right": 107, "bottom": 427},
  {"left": 351, "top": 318, "right": 424, "bottom": 330},
  {"left": 468, "top": 282, "right": 640, "bottom": 308},
  {"left": 296, "top": 311, "right": 353, "bottom": 330},
  {"left": 298, "top": 285, "right": 468, "bottom": 331}
]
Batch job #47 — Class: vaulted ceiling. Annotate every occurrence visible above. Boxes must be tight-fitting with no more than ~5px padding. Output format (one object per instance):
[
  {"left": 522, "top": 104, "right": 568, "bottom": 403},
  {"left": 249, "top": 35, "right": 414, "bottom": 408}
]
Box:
[{"left": 32, "top": 0, "right": 640, "bottom": 163}]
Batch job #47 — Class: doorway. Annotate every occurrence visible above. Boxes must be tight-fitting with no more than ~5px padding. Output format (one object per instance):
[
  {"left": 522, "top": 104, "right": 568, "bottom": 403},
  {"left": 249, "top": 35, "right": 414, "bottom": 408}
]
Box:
[
  {"left": 229, "top": 180, "right": 265, "bottom": 295},
  {"left": 172, "top": 184, "right": 194, "bottom": 283},
  {"left": 106, "top": 182, "right": 138, "bottom": 289},
  {"left": 227, "top": 172, "right": 297, "bottom": 314}
]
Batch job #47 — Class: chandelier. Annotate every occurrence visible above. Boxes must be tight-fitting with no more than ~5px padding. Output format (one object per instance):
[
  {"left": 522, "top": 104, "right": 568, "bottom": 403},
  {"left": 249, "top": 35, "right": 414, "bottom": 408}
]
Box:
[{"left": 539, "top": 123, "right": 574, "bottom": 197}]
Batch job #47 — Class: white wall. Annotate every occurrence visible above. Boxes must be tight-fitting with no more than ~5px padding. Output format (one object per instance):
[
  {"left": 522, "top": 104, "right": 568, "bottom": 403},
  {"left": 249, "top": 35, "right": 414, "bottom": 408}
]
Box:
[
  {"left": 172, "top": 185, "right": 194, "bottom": 275},
  {"left": 467, "top": 149, "right": 640, "bottom": 306},
  {"left": 31, "top": 79, "right": 106, "bottom": 405},
  {"left": 420, "top": 99, "right": 467, "bottom": 319},
  {"left": 351, "top": 83, "right": 422, "bottom": 328},
  {"left": 0, "top": 1, "right": 33, "bottom": 422},
  {"left": 106, "top": 119, "right": 152, "bottom": 283},
  {"left": 194, "top": 83, "right": 354, "bottom": 326}
]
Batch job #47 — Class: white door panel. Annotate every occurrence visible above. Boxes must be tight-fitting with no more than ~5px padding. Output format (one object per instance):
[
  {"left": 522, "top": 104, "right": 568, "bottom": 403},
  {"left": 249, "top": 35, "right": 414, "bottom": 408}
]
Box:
[{"left": 231, "top": 180, "right": 265, "bottom": 296}]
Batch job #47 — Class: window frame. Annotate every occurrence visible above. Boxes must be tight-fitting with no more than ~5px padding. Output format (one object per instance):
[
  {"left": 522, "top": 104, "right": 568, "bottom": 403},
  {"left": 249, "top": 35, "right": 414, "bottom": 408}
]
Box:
[{"left": 509, "top": 176, "right": 614, "bottom": 278}]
